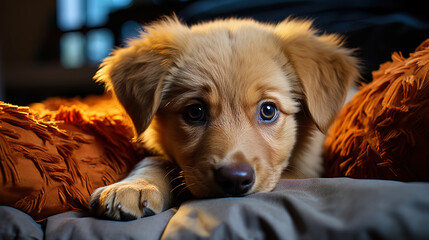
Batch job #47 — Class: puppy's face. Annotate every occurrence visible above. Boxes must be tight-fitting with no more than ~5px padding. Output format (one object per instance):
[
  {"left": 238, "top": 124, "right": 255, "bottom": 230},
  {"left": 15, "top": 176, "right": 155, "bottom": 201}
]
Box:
[
  {"left": 154, "top": 30, "right": 300, "bottom": 197},
  {"left": 96, "top": 17, "right": 358, "bottom": 198}
]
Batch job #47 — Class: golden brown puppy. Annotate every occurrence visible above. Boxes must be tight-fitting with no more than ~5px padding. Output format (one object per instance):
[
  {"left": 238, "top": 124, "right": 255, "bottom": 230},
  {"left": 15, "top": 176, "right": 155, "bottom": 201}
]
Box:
[{"left": 90, "top": 16, "right": 359, "bottom": 220}]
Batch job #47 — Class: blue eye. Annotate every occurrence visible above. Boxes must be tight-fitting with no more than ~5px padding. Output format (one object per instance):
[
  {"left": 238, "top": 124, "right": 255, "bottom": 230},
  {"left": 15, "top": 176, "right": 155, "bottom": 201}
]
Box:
[
  {"left": 259, "top": 102, "right": 278, "bottom": 122},
  {"left": 183, "top": 103, "right": 207, "bottom": 124}
]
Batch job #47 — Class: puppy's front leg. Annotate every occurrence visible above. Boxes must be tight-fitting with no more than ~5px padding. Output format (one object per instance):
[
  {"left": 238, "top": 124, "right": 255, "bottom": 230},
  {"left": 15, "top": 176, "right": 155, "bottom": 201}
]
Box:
[{"left": 90, "top": 157, "right": 172, "bottom": 221}]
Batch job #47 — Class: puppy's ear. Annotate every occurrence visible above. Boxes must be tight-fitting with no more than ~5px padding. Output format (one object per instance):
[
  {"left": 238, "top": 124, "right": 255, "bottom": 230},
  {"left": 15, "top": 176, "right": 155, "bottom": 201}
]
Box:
[
  {"left": 275, "top": 19, "right": 359, "bottom": 133},
  {"left": 94, "top": 17, "right": 189, "bottom": 135}
]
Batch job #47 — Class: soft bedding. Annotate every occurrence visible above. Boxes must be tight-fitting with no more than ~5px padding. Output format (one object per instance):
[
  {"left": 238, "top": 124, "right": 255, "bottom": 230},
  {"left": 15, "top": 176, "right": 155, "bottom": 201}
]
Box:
[
  {"left": 2, "top": 178, "right": 429, "bottom": 240},
  {"left": 1, "top": 35, "right": 428, "bottom": 240}
]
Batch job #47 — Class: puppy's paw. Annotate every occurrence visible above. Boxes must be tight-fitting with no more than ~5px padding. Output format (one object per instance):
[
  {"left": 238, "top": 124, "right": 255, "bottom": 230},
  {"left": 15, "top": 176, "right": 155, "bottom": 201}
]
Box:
[{"left": 89, "top": 180, "right": 165, "bottom": 221}]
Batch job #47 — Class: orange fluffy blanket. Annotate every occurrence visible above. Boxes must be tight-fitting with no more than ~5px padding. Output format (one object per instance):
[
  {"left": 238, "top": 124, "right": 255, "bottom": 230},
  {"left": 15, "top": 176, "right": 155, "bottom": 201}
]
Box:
[
  {"left": 324, "top": 39, "right": 429, "bottom": 181},
  {"left": 0, "top": 95, "right": 144, "bottom": 221}
]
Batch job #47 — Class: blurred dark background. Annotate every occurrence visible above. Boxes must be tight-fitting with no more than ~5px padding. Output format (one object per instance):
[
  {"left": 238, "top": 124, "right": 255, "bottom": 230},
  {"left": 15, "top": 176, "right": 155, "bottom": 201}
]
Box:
[{"left": 0, "top": 0, "right": 427, "bottom": 105}]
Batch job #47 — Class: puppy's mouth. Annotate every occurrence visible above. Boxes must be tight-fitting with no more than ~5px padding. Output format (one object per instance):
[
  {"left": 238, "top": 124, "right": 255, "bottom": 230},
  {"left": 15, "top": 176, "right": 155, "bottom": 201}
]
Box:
[{"left": 181, "top": 163, "right": 256, "bottom": 198}]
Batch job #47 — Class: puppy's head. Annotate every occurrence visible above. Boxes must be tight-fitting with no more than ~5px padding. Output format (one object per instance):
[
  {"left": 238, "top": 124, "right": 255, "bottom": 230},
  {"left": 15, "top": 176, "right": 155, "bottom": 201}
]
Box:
[{"left": 95, "top": 17, "right": 358, "bottom": 198}]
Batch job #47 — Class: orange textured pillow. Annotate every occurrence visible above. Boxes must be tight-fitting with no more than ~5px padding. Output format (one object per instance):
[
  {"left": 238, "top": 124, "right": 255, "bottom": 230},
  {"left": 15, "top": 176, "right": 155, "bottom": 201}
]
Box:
[
  {"left": 0, "top": 95, "right": 143, "bottom": 221},
  {"left": 324, "top": 39, "right": 429, "bottom": 181}
]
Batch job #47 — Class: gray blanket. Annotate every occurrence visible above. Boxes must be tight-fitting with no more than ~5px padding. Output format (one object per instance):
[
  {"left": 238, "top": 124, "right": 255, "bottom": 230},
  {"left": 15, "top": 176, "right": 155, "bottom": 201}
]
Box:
[{"left": 2, "top": 178, "right": 429, "bottom": 240}]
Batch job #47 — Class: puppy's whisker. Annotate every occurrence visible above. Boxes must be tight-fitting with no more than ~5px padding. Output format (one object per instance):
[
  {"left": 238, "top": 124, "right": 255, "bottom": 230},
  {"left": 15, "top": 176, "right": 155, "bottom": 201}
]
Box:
[
  {"left": 176, "top": 183, "right": 195, "bottom": 199},
  {"left": 181, "top": 183, "right": 195, "bottom": 192},
  {"left": 169, "top": 173, "right": 185, "bottom": 181},
  {"left": 164, "top": 168, "right": 179, "bottom": 182},
  {"left": 168, "top": 174, "right": 185, "bottom": 186},
  {"left": 170, "top": 182, "right": 187, "bottom": 193}
]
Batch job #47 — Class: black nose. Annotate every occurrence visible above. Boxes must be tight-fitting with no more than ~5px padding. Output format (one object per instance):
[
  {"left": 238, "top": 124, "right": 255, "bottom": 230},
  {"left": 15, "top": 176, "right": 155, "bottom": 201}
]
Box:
[{"left": 214, "top": 164, "right": 255, "bottom": 196}]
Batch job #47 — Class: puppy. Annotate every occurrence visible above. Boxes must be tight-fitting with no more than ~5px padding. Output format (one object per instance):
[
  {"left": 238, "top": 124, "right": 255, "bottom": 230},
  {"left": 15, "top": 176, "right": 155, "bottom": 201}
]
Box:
[{"left": 90, "top": 16, "right": 359, "bottom": 220}]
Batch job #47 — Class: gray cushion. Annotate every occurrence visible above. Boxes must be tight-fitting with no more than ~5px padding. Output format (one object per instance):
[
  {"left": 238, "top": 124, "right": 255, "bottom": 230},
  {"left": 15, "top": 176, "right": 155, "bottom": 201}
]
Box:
[
  {"left": 41, "top": 178, "right": 429, "bottom": 240},
  {"left": 0, "top": 206, "right": 43, "bottom": 240}
]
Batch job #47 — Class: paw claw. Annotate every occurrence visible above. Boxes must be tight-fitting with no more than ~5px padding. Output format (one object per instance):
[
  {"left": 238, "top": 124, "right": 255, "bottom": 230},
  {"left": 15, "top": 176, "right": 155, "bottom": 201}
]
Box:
[
  {"left": 119, "top": 210, "right": 138, "bottom": 221},
  {"left": 89, "top": 198, "right": 99, "bottom": 210},
  {"left": 143, "top": 208, "right": 155, "bottom": 217},
  {"left": 90, "top": 181, "right": 165, "bottom": 221}
]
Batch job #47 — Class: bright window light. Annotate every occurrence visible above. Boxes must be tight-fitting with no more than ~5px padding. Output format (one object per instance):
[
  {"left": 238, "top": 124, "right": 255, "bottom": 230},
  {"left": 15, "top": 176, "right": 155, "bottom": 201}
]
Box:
[
  {"left": 57, "top": 0, "right": 133, "bottom": 68},
  {"left": 60, "top": 32, "right": 85, "bottom": 68},
  {"left": 87, "top": 0, "right": 109, "bottom": 27},
  {"left": 57, "top": 0, "right": 85, "bottom": 31},
  {"left": 87, "top": 29, "right": 114, "bottom": 64},
  {"left": 110, "top": 0, "right": 133, "bottom": 10}
]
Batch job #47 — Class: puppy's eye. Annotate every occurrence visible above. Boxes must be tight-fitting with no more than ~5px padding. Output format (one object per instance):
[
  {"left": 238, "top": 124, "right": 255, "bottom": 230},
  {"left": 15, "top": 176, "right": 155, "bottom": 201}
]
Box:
[
  {"left": 183, "top": 104, "right": 207, "bottom": 124},
  {"left": 259, "top": 102, "right": 279, "bottom": 122}
]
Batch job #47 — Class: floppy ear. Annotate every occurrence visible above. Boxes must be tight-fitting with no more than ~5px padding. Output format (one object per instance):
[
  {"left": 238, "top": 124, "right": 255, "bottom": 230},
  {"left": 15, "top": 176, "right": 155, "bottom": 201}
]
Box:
[
  {"left": 94, "top": 17, "right": 189, "bottom": 135},
  {"left": 275, "top": 19, "right": 359, "bottom": 133}
]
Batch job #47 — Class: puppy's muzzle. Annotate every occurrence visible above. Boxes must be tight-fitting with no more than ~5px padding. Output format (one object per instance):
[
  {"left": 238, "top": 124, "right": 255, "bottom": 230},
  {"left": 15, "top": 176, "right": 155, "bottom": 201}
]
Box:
[{"left": 214, "top": 164, "right": 255, "bottom": 196}]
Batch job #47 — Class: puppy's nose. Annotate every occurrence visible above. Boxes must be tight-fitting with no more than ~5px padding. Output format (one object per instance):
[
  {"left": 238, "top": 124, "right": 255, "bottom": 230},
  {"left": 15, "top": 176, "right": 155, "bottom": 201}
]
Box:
[{"left": 214, "top": 164, "right": 255, "bottom": 196}]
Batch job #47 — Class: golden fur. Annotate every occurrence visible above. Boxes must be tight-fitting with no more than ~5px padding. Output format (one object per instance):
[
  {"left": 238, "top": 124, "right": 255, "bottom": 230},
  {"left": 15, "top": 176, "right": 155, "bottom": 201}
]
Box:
[{"left": 90, "top": 16, "right": 359, "bottom": 220}]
